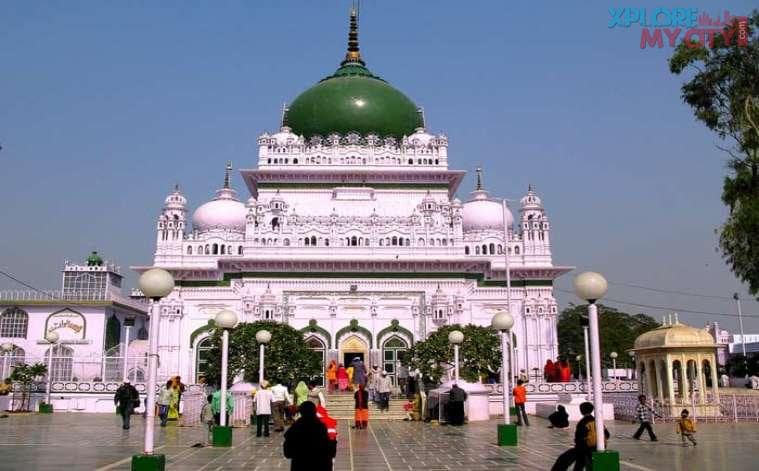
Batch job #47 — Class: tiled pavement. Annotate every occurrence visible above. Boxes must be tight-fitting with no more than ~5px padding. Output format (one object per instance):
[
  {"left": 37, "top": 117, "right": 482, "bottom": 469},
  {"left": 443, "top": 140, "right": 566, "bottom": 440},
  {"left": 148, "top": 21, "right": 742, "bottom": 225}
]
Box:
[{"left": 0, "top": 413, "right": 757, "bottom": 470}]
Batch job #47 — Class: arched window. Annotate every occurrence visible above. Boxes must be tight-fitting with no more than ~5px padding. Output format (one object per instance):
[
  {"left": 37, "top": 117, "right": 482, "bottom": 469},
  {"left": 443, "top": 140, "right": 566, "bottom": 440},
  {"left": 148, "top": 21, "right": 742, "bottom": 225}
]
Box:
[
  {"left": 481, "top": 244, "right": 487, "bottom": 255},
  {"left": 442, "top": 239, "right": 447, "bottom": 246},
  {"left": 305, "top": 336, "right": 326, "bottom": 386},
  {"left": 0, "top": 307, "right": 28, "bottom": 338},
  {"left": 418, "top": 238, "right": 425, "bottom": 246},
  {"left": 497, "top": 244, "right": 503, "bottom": 254},
  {"left": 284, "top": 239, "right": 290, "bottom": 247},
  {"left": 204, "top": 245, "right": 210, "bottom": 255},
  {"left": 464, "top": 246, "right": 470, "bottom": 255},
  {"left": 220, "top": 245, "right": 226, "bottom": 254},
  {"left": 3, "top": 345, "right": 25, "bottom": 375},
  {"left": 429, "top": 239, "right": 435, "bottom": 246},
  {"left": 187, "top": 246, "right": 193, "bottom": 255},
  {"left": 271, "top": 217, "right": 279, "bottom": 230},
  {"left": 311, "top": 236, "right": 317, "bottom": 246},
  {"left": 514, "top": 246, "right": 520, "bottom": 255},
  {"left": 405, "top": 238, "right": 410, "bottom": 246},
  {"left": 305, "top": 237, "right": 310, "bottom": 246},
  {"left": 45, "top": 345, "right": 74, "bottom": 381},
  {"left": 351, "top": 236, "right": 358, "bottom": 246},
  {"left": 392, "top": 236, "right": 398, "bottom": 246},
  {"left": 379, "top": 239, "right": 384, "bottom": 246},
  {"left": 475, "top": 246, "right": 480, "bottom": 255},
  {"left": 325, "top": 239, "right": 330, "bottom": 247},
  {"left": 238, "top": 246, "right": 243, "bottom": 255},
  {"left": 398, "top": 238, "right": 403, "bottom": 246},
  {"left": 195, "top": 337, "right": 213, "bottom": 381},
  {"left": 489, "top": 243, "right": 495, "bottom": 254},
  {"left": 228, "top": 245, "right": 232, "bottom": 254},
  {"left": 382, "top": 336, "right": 409, "bottom": 386},
  {"left": 212, "top": 244, "right": 219, "bottom": 255},
  {"left": 197, "top": 245, "right": 202, "bottom": 254}
]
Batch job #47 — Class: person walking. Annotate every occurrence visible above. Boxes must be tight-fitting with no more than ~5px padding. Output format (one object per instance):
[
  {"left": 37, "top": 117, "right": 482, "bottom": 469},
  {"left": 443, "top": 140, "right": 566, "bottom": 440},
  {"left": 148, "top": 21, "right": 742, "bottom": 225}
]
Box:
[
  {"left": 326, "top": 360, "right": 337, "bottom": 393},
  {"left": 544, "top": 360, "right": 556, "bottom": 382},
  {"left": 367, "top": 365, "right": 379, "bottom": 403},
  {"left": 346, "top": 364, "right": 354, "bottom": 392},
  {"left": 551, "top": 401, "right": 610, "bottom": 471},
  {"left": 271, "top": 380, "right": 290, "bottom": 432},
  {"left": 376, "top": 371, "right": 392, "bottom": 412},
  {"left": 254, "top": 381, "right": 273, "bottom": 437},
  {"left": 448, "top": 383, "right": 467, "bottom": 426},
  {"left": 397, "top": 361, "right": 409, "bottom": 397},
  {"left": 211, "top": 387, "right": 234, "bottom": 426},
  {"left": 201, "top": 394, "right": 215, "bottom": 445},
  {"left": 676, "top": 409, "right": 697, "bottom": 447},
  {"left": 337, "top": 364, "right": 348, "bottom": 392},
  {"left": 294, "top": 381, "right": 309, "bottom": 407},
  {"left": 513, "top": 379, "right": 529, "bottom": 426},
  {"left": 114, "top": 379, "right": 139, "bottom": 430},
  {"left": 632, "top": 394, "right": 658, "bottom": 441},
  {"left": 351, "top": 357, "right": 367, "bottom": 390},
  {"left": 518, "top": 369, "right": 529, "bottom": 384},
  {"left": 157, "top": 380, "right": 173, "bottom": 427},
  {"left": 353, "top": 383, "right": 369, "bottom": 429},
  {"left": 283, "top": 401, "right": 336, "bottom": 471},
  {"left": 307, "top": 380, "right": 326, "bottom": 407}
]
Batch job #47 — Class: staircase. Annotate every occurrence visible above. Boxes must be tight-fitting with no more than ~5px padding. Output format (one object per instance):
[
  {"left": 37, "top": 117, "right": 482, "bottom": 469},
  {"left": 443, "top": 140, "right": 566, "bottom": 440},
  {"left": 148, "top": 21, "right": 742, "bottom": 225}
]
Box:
[{"left": 323, "top": 393, "right": 408, "bottom": 420}]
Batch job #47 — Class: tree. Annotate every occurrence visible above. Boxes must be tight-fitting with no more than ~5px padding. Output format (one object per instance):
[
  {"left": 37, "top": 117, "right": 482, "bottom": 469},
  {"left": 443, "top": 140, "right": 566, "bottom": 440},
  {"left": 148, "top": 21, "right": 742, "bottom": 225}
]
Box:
[
  {"left": 557, "top": 304, "right": 659, "bottom": 369},
  {"left": 403, "top": 324, "right": 501, "bottom": 384},
  {"left": 9, "top": 362, "right": 47, "bottom": 412},
  {"left": 669, "top": 12, "right": 759, "bottom": 295},
  {"left": 203, "top": 321, "right": 322, "bottom": 387}
]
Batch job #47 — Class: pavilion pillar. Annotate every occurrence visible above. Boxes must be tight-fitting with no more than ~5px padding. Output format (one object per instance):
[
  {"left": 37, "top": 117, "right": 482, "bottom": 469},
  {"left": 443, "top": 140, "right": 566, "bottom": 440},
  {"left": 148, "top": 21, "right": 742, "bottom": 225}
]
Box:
[
  {"left": 697, "top": 354, "right": 707, "bottom": 404},
  {"left": 654, "top": 360, "right": 664, "bottom": 403},
  {"left": 710, "top": 355, "right": 720, "bottom": 401},
  {"left": 665, "top": 356, "right": 675, "bottom": 406}
]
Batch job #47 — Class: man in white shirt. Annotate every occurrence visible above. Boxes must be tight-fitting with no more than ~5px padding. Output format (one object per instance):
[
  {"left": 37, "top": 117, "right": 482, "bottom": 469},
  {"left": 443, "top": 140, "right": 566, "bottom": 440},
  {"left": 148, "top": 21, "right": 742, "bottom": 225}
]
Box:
[
  {"left": 270, "top": 380, "right": 290, "bottom": 432},
  {"left": 254, "top": 381, "right": 274, "bottom": 437}
]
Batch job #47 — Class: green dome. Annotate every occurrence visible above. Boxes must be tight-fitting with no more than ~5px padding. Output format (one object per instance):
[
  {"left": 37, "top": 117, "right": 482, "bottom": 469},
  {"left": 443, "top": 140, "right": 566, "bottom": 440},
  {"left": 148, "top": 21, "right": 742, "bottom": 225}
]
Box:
[{"left": 286, "top": 63, "right": 422, "bottom": 138}]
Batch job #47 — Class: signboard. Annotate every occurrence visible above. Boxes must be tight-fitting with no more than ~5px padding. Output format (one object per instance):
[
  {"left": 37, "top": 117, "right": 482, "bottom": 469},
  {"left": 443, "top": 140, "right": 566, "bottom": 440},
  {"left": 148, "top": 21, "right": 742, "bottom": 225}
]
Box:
[{"left": 45, "top": 309, "right": 86, "bottom": 341}]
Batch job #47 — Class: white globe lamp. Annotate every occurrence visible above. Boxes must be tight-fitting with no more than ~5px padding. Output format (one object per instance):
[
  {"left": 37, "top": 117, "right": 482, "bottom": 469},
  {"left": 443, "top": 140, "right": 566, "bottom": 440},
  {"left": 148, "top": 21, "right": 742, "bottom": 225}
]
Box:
[
  {"left": 138, "top": 268, "right": 175, "bottom": 299},
  {"left": 574, "top": 271, "right": 608, "bottom": 303}
]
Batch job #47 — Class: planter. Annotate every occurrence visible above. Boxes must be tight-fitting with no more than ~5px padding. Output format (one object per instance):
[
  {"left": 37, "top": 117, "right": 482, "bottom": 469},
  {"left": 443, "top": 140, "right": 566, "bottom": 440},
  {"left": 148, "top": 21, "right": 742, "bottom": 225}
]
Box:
[{"left": 38, "top": 403, "right": 54, "bottom": 414}]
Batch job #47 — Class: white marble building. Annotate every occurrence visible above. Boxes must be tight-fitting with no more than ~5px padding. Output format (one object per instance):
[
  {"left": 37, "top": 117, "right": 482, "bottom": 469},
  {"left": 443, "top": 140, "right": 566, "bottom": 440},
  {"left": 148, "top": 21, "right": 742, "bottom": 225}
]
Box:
[{"left": 137, "top": 11, "right": 572, "bottom": 386}]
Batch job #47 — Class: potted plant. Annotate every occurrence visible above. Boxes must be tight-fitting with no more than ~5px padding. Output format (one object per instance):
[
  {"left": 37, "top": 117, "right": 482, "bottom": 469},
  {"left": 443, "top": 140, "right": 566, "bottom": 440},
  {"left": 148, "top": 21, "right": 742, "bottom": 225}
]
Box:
[{"left": 38, "top": 401, "right": 54, "bottom": 414}]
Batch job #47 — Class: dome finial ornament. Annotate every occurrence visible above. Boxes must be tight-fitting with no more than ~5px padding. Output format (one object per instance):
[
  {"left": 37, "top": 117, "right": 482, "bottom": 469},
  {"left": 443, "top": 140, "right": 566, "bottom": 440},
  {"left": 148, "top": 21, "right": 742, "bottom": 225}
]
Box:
[
  {"left": 341, "top": 5, "right": 365, "bottom": 66},
  {"left": 223, "top": 161, "right": 232, "bottom": 189},
  {"left": 475, "top": 167, "right": 483, "bottom": 191}
]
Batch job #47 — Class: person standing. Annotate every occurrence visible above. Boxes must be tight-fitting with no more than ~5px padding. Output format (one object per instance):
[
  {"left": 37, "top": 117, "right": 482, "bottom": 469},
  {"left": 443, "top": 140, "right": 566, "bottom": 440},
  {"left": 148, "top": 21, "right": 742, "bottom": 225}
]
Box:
[
  {"left": 513, "top": 379, "right": 529, "bottom": 426},
  {"left": 271, "top": 380, "right": 290, "bottom": 432},
  {"left": 551, "top": 402, "right": 609, "bottom": 471},
  {"left": 307, "top": 380, "right": 326, "bottom": 407},
  {"left": 283, "top": 401, "right": 336, "bottom": 471},
  {"left": 201, "top": 394, "right": 215, "bottom": 445},
  {"left": 114, "top": 379, "right": 138, "bottom": 430},
  {"left": 294, "top": 381, "right": 309, "bottom": 407},
  {"left": 633, "top": 394, "right": 658, "bottom": 441},
  {"left": 254, "top": 381, "right": 273, "bottom": 437},
  {"left": 346, "top": 364, "right": 354, "bottom": 392},
  {"left": 157, "top": 380, "right": 173, "bottom": 427},
  {"left": 720, "top": 371, "right": 730, "bottom": 388},
  {"left": 337, "top": 364, "right": 348, "bottom": 392},
  {"left": 353, "top": 383, "right": 369, "bottom": 429},
  {"left": 397, "top": 361, "right": 409, "bottom": 397},
  {"left": 544, "top": 360, "right": 556, "bottom": 382},
  {"left": 211, "top": 387, "right": 234, "bottom": 426},
  {"left": 351, "top": 357, "right": 367, "bottom": 391},
  {"left": 367, "top": 366, "right": 379, "bottom": 403},
  {"left": 326, "top": 360, "right": 337, "bottom": 393},
  {"left": 676, "top": 409, "right": 697, "bottom": 447},
  {"left": 448, "top": 384, "right": 467, "bottom": 426},
  {"left": 376, "top": 371, "right": 392, "bottom": 412},
  {"left": 518, "top": 369, "right": 529, "bottom": 384}
]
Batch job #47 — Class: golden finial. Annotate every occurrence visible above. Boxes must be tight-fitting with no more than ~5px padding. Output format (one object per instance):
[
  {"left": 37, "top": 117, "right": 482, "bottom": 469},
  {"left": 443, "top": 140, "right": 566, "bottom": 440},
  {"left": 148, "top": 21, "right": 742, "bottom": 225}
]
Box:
[
  {"left": 475, "top": 167, "right": 483, "bottom": 191},
  {"left": 341, "top": 5, "right": 365, "bottom": 66}
]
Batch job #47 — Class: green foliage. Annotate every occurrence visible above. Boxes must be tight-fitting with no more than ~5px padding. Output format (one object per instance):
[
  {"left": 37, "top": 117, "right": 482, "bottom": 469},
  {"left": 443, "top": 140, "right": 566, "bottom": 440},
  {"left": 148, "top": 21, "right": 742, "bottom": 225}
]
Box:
[
  {"left": 9, "top": 363, "right": 47, "bottom": 412},
  {"left": 104, "top": 315, "right": 121, "bottom": 351},
  {"left": 557, "top": 304, "right": 659, "bottom": 368},
  {"left": 669, "top": 12, "right": 759, "bottom": 295},
  {"left": 725, "top": 353, "right": 759, "bottom": 377},
  {"left": 403, "top": 324, "right": 501, "bottom": 384},
  {"left": 204, "top": 321, "right": 322, "bottom": 387}
]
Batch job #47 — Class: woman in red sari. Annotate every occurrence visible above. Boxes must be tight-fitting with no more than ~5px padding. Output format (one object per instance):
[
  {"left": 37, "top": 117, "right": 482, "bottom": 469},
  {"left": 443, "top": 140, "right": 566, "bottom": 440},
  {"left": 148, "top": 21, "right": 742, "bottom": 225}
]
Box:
[
  {"left": 337, "top": 364, "right": 349, "bottom": 391},
  {"left": 544, "top": 360, "right": 556, "bottom": 382},
  {"left": 557, "top": 359, "right": 572, "bottom": 382}
]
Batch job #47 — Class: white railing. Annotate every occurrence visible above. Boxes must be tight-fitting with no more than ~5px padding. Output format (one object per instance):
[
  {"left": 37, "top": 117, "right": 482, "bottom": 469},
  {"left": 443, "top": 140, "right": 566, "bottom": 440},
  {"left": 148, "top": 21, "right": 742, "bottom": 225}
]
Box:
[
  {"left": 605, "top": 392, "right": 759, "bottom": 423},
  {"left": 483, "top": 380, "right": 639, "bottom": 396},
  {"left": 2, "top": 354, "right": 149, "bottom": 383},
  {"left": 0, "top": 289, "right": 147, "bottom": 311}
]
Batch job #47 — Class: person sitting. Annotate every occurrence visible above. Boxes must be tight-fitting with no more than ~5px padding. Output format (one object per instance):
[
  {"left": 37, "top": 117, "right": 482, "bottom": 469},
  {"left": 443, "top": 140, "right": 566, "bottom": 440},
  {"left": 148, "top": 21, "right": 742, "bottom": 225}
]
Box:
[{"left": 548, "top": 405, "right": 570, "bottom": 429}]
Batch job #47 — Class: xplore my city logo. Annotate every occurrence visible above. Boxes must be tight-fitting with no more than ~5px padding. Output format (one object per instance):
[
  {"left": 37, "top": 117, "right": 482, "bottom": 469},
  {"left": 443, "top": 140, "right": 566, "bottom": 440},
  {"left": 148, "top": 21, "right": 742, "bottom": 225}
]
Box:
[{"left": 608, "top": 7, "right": 748, "bottom": 49}]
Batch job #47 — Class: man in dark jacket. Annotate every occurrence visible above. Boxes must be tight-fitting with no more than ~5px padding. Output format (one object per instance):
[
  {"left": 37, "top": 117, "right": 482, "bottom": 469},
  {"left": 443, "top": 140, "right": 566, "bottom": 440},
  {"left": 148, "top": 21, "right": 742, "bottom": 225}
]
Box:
[
  {"left": 114, "top": 379, "right": 139, "bottom": 430},
  {"left": 448, "top": 384, "right": 467, "bottom": 426},
  {"left": 551, "top": 402, "right": 609, "bottom": 471},
  {"left": 284, "top": 401, "right": 336, "bottom": 471}
]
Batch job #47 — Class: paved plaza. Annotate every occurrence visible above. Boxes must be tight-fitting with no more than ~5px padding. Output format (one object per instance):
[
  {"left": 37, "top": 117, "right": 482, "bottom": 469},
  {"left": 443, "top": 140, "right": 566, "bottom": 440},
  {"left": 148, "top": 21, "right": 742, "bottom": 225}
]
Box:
[{"left": 0, "top": 414, "right": 756, "bottom": 470}]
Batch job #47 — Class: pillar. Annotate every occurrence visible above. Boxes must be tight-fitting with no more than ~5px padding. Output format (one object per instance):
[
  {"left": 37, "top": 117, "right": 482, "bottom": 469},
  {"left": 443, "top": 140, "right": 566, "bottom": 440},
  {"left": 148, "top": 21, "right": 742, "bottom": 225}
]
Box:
[
  {"left": 697, "top": 354, "right": 707, "bottom": 404},
  {"left": 665, "top": 356, "right": 675, "bottom": 406},
  {"left": 654, "top": 360, "right": 664, "bottom": 403},
  {"left": 710, "top": 354, "right": 720, "bottom": 401}
]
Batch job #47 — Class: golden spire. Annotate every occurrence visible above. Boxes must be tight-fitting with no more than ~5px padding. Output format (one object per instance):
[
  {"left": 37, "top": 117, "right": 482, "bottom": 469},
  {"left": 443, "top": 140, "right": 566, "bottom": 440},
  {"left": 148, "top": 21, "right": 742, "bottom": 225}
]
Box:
[{"left": 341, "top": 6, "right": 365, "bottom": 66}]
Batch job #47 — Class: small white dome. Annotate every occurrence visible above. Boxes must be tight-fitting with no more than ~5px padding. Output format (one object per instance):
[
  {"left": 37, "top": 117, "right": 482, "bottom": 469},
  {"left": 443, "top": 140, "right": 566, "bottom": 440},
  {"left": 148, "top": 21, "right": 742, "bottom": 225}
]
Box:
[
  {"left": 164, "top": 186, "right": 186, "bottom": 208},
  {"left": 462, "top": 191, "right": 513, "bottom": 232},
  {"left": 270, "top": 126, "right": 301, "bottom": 146},
  {"left": 407, "top": 129, "right": 434, "bottom": 147},
  {"left": 192, "top": 188, "right": 247, "bottom": 232}
]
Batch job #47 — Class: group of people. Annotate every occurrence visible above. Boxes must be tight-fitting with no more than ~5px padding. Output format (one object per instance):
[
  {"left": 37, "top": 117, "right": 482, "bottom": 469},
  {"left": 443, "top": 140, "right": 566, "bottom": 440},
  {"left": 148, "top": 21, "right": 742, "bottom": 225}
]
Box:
[
  {"left": 326, "top": 358, "right": 394, "bottom": 412},
  {"left": 544, "top": 359, "right": 573, "bottom": 383},
  {"left": 113, "top": 375, "right": 186, "bottom": 430}
]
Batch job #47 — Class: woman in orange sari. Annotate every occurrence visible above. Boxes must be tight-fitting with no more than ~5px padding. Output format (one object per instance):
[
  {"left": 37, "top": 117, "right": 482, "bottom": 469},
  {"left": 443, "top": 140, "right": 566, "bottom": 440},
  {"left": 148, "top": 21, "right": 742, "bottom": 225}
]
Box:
[{"left": 327, "top": 360, "right": 337, "bottom": 393}]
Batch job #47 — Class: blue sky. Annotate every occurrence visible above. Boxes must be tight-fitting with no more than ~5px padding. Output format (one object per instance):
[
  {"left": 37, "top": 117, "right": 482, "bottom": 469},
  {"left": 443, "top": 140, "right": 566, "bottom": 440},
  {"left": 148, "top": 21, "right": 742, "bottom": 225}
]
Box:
[{"left": 1, "top": 1, "right": 758, "bottom": 331}]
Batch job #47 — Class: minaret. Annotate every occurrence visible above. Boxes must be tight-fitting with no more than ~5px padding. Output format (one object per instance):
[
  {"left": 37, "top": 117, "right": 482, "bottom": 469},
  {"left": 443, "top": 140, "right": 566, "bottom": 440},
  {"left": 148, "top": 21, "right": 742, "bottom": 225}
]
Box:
[
  {"left": 519, "top": 185, "right": 550, "bottom": 256},
  {"left": 155, "top": 184, "right": 187, "bottom": 260}
]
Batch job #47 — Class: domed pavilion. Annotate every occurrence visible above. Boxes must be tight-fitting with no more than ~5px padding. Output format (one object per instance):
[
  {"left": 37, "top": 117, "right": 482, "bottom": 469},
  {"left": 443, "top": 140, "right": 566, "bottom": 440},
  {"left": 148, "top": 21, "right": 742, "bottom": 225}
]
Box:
[{"left": 632, "top": 315, "right": 720, "bottom": 417}]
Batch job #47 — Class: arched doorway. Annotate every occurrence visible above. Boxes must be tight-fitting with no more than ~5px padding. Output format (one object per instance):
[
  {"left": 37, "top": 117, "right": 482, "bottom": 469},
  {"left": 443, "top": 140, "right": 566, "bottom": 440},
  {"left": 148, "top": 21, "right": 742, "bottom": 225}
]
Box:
[
  {"left": 339, "top": 335, "right": 368, "bottom": 368},
  {"left": 195, "top": 337, "right": 213, "bottom": 381},
  {"left": 382, "top": 336, "right": 408, "bottom": 386}
]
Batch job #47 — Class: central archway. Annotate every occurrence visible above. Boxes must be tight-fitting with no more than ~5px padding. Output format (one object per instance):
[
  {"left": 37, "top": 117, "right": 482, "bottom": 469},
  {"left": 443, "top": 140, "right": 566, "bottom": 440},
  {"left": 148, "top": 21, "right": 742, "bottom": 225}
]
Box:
[{"left": 339, "top": 334, "right": 368, "bottom": 367}]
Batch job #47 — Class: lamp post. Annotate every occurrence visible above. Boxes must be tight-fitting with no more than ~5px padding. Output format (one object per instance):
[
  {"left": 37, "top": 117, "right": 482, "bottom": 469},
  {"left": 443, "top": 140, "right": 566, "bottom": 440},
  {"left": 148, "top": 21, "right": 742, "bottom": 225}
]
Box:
[
  {"left": 628, "top": 351, "right": 635, "bottom": 380},
  {"left": 502, "top": 199, "right": 516, "bottom": 374},
  {"left": 574, "top": 271, "right": 618, "bottom": 468},
  {"left": 492, "top": 311, "right": 517, "bottom": 446},
  {"left": 580, "top": 315, "right": 592, "bottom": 399},
  {"left": 734, "top": 293, "right": 748, "bottom": 378},
  {"left": 448, "top": 330, "right": 464, "bottom": 383},
  {"left": 132, "top": 268, "right": 174, "bottom": 471},
  {"left": 1, "top": 342, "right": 13, "bottom": 380},
  {"left": 213, "top": 309, "right": 238, "bottom": 447},
  {"left": 576, "top": 355, "right": 583, "bottom": 381},
  {"left": 256, "top": 330, "right": 272, "bottom": 385},
  {"left": 610, "top": 352, "right": 618, "bottom": 382},
  {"left": 122, "top": 318, "right": 135, "bottom": 382},
  {"left": 44, "top": 331, "right": 59, "bottom": 405}
]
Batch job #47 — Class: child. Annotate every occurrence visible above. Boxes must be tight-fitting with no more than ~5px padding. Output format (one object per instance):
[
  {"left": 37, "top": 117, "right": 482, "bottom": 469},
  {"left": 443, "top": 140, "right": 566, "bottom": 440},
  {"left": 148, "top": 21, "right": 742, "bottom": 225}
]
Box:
[
  {"left": 403, "top": 399, "right": 414, "bottom": 421},
  {"left": 676, "top": 409, "right": 697, "bottom": 447},
  {"left": 201, "top": 394, "right": 214, "bottom": 445}
]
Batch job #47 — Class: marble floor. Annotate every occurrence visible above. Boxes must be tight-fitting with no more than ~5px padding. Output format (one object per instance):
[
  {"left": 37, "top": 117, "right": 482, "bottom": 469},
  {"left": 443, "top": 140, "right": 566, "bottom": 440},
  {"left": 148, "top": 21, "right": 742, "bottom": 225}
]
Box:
[{"left": 0, "top": 412, "right": 756, "bottom": 470}]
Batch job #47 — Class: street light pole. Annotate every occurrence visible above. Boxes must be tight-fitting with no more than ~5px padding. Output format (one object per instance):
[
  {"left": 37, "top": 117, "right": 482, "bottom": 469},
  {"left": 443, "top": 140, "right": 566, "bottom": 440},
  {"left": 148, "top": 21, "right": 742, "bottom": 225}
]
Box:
[
  {"left": 734, "top": 293, "right": 748, "bottom": 378},
  {"left": 492, "top": 311, "right": 516, "bottom": 446},
  {"left": 132, "top": 268, "right": 174, "bottom": 471},
  {"left": 581, "top": 318, "right": 592, "bottom": 400},
  {"left": 502, "top": 200, "right": 516, "bottom": 374},
  {"left": 45, "top": 331, "right": 59, "bottom": 405},
  {"left": 448, "top": 331, "right": 464, "bottom": 383},
  {"left": 214, "top": 309, "right": 238, "bottom": 440},
  {"left": 610, "top": 352, "right": 618, "bottom": 383},
  {"left": 256, "top": 330, "right": 272, "bottom": 385}
]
